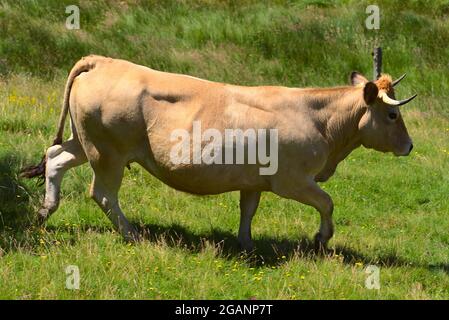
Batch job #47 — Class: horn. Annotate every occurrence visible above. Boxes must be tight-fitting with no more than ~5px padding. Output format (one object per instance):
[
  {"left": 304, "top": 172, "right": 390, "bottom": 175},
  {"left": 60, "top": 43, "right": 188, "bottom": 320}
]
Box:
[
  {"left": 380, "top": 91, "right": 417, "bottom": 106},
  {"left": 392, "top": 73, "right": 407, "bottom": 87}
]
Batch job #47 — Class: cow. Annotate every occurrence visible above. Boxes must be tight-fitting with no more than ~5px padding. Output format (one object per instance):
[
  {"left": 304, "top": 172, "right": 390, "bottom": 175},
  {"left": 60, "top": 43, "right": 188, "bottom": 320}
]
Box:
[{"left": 21, "top": 55, "right": 416, "bottom": 251}]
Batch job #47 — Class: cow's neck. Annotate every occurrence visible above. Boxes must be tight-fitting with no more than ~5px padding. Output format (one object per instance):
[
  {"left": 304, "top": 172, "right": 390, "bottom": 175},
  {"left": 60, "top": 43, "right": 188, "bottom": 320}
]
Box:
[{"left": 300, "top": 87, "right": 366, "bottom": 181}]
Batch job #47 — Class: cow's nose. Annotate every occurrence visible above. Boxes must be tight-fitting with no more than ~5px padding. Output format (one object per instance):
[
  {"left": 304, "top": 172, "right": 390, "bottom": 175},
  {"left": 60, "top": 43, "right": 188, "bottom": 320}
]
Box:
[{"left": 409, "top": 144, "right": 413, "bottom": 153}]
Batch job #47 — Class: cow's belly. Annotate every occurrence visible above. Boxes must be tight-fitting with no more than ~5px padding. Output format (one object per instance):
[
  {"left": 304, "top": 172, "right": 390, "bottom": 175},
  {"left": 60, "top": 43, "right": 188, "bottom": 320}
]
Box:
[
  {"left": 141, "top": 140, "right": 273, "bottom": 194},
  {"left": 154, "top": 164, "right": 271, "bottom": 195}
]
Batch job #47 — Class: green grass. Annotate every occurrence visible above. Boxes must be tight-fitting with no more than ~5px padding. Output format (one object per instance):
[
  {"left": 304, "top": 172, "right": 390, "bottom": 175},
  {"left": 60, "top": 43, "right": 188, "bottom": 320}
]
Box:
[{"left": 1, "top": 0, "right": 449, "bottom": 299}]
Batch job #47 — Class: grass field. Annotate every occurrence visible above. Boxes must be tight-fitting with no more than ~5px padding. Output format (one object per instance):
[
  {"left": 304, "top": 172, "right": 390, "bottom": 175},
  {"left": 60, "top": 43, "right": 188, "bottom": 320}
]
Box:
[{"left": 0, "top": 0, "right": 449, "bottom": 299}]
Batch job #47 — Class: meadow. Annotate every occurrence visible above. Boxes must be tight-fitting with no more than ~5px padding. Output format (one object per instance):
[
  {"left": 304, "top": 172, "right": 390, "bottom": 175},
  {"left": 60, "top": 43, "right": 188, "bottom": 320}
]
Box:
[{"left": 0, "top": 0, "right": 448, "bottom": 299}]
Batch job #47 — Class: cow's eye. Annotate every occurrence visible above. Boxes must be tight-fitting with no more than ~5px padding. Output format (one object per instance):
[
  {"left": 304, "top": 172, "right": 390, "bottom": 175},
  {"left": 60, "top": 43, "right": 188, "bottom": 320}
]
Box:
[{"left": 388, "top": 112, "right": 398, "bottom": 120}]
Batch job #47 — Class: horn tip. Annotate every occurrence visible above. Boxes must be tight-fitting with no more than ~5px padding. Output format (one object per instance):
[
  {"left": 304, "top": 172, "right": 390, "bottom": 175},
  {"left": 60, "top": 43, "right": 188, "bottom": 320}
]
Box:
[{"left": 392, "top": 73, "right": 407, "bottom": 87}]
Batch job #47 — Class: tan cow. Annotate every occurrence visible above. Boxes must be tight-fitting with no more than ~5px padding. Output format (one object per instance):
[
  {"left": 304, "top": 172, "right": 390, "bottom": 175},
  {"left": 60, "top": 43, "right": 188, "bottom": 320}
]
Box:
[{"left": 22, "top": 55, "right": 416, "bottom": 251}]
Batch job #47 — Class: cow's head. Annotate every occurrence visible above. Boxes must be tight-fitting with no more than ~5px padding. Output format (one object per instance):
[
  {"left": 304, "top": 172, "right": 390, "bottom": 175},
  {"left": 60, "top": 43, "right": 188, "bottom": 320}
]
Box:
[{"left": 351, "top": 72, "right": 416, "bottom": 156}]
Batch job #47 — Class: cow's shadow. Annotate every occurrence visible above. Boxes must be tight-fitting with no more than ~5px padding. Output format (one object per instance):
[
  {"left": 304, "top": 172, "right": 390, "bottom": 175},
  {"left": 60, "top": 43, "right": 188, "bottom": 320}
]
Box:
[{"left": 34, "top": 219, "right": 415, "bottom": 270}]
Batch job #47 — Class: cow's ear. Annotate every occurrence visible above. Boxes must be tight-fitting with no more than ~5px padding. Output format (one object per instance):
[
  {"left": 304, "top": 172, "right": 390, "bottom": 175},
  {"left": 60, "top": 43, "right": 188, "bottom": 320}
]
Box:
[
  {"left": 363, "top": 81, "right": 379, "bottom": 105},
  {"left": 350, "top": 71, "right": 369, "bottom": 86}
]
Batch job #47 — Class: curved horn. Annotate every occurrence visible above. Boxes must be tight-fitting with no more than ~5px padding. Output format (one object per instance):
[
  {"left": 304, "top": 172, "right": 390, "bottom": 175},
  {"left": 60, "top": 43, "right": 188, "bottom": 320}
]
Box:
[
  {"left": 380, "top": 91, "right": 417, "bottom": 106},
  {"left": 392, "top": 73, "right": 407, "bottom": 87}
]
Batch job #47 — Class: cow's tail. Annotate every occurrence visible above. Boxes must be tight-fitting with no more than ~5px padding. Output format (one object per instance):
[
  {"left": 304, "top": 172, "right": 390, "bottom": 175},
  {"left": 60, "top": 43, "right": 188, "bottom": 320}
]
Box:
[{"left": 20, "top": 56, "right": 97, "bottom": 180}]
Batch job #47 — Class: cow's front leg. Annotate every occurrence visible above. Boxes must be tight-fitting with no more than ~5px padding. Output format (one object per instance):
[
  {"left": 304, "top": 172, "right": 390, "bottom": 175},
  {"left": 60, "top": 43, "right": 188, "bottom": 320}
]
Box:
[
  {"left": 274, "top": 178, "right": 334, "bottom": 251},
  {"left": 238, "top": 191, "right": 261, "bottom": 252},
  {"left": 300, "top": 182, "right": 334, "bottom": 251}
]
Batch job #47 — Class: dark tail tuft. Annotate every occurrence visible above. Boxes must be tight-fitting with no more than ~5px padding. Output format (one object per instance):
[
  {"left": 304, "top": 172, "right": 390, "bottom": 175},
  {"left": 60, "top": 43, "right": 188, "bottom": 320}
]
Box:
[
  {"left": 20, "top": 155, "right": 46, "bottom": 185},
  {"left": 52, "top": 137, "right": 62, "bottom": 146}
]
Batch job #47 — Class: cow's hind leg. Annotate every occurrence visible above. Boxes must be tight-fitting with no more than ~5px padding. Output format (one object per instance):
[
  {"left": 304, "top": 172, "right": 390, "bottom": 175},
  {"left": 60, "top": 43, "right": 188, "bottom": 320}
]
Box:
[
  {"left": 39, "top": 138, "right": 87, "bottom": 222},
  {"left": 89, "top": 161, "right": 138, "bottom": 242},
  {"left": 238, "top": 191, "right": 261, "bottom": 252}
]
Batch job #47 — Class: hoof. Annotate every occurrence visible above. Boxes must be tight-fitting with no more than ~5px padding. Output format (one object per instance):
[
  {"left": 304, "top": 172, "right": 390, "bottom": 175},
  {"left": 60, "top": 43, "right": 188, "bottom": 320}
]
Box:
[
  {"left": 313, "top": 233, "right": 328, "bottom": 254},
  {"left": 37, "top": 207, "right": 50, "bottom": 225},
  {"left": 238, "top": 239, "right": 255, "bottom": 253},
  {"left": 123, "top": 229, "right": 142, "bottom": 243}
]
